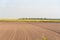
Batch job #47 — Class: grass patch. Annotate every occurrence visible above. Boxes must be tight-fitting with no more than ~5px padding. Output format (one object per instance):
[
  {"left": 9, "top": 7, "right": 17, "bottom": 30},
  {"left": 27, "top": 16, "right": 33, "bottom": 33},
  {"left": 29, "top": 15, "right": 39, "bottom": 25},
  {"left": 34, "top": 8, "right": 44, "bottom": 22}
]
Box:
[{"left": 0, "top": 18, "right": 60, "bottom": 22}]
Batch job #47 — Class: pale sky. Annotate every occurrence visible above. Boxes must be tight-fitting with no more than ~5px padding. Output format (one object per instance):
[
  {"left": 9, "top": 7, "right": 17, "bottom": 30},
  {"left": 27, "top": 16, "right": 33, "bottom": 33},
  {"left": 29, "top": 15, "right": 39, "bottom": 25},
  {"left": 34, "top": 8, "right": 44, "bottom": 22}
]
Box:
[{"left": 0, "top": 0, "right": 60, "bottom": 18}]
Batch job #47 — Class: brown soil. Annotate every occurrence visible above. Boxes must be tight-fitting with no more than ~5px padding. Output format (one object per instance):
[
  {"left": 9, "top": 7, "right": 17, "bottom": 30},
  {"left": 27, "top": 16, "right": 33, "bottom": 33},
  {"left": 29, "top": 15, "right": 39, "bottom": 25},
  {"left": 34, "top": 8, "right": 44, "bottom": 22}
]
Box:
[{"left": 0, "top": 22, "right": 60, "bottom": 40}]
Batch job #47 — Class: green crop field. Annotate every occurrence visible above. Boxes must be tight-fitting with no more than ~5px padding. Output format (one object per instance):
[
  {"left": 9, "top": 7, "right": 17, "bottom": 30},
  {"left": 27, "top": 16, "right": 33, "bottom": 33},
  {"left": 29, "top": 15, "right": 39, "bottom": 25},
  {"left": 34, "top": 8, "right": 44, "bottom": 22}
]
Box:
[{"left": 0, "top": 18, "right": 60, "bottom": 22}]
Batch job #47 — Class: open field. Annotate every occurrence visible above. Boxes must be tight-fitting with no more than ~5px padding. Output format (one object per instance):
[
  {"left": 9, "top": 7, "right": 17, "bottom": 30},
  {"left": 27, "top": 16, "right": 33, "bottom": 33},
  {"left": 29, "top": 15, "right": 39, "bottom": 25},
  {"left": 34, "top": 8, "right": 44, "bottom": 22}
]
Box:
[
  {"left": 0, "top": 18, "right": 60, "bottom": 22},
  {"left": 28, "top": 22, "right": 60, "bottom": 33},
  {"left": 0, "top": 22, "right": 60, "bottom": 40}
]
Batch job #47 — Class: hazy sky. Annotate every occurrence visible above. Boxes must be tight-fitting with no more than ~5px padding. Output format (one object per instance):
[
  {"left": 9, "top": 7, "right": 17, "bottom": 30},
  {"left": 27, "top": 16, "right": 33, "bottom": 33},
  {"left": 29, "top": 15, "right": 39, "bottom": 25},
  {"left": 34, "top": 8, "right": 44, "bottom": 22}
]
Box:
[{"left": 0, "top": 0, "right": 60, "bottom": 18}]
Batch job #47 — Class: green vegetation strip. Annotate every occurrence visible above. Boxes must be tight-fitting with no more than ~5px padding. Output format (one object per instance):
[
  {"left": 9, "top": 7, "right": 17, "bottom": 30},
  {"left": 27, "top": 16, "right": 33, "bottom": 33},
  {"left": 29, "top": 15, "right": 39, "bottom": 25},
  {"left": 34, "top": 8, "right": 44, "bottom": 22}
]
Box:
[
  {"left": 0, "top": 18, "right": 60, "bottom": 22},
  {"left": 0, "top": 19, "right": 60, "bottom": 22}
]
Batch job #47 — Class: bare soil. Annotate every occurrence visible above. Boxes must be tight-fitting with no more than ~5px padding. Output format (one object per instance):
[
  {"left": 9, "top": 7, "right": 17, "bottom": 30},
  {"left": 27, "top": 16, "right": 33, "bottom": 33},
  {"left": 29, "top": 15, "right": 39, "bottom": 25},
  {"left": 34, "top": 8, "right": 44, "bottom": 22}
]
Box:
[{"left": 0, "top": 22, "right": 60, "bottom": 40}]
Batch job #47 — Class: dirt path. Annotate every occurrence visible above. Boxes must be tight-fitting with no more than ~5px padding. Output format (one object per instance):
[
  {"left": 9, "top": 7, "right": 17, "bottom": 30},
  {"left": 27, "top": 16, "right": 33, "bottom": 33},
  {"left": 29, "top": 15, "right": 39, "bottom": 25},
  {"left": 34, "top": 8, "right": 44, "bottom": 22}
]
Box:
[{"left": 0, "top": 22, "right": 60, "bottom": 40}]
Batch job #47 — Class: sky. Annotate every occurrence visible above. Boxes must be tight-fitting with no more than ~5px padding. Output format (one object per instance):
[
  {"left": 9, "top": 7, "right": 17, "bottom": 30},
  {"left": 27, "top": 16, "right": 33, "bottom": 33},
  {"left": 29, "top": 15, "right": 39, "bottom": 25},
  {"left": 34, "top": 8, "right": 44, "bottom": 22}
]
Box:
[{"left": 0, "top": 0, "right": 60, "bottom": 18}]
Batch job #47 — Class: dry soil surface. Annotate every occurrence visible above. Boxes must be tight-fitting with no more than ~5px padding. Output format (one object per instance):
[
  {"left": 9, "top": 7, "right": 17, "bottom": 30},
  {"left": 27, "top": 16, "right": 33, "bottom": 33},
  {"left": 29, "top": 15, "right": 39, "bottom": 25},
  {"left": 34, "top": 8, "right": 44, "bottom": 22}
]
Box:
[{"left": 0, "top": 22, "right": 60, "bottom": 40}]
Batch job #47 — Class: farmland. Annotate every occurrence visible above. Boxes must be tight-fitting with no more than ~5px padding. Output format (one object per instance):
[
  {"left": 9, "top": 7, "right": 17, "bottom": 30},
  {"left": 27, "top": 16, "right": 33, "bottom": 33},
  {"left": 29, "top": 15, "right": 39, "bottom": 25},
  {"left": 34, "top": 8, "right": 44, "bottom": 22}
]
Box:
[
  {"left": 0, "top": 18, "right": 60, "bottom": 22},
  {"left": 0, "top": 22, "right": 60, "bottom": 40},
  {"left": 0, "top": 18, "right": 60, "bottom": 40}
]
